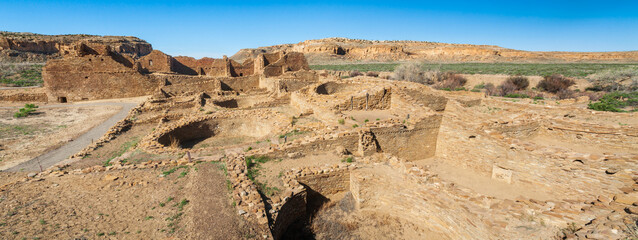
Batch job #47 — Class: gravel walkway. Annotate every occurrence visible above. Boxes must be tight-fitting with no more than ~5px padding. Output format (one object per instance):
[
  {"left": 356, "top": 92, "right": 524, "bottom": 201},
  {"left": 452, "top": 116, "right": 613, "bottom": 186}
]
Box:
[{"left": 5, "top": 102, "right": 138, "bottom": 172}]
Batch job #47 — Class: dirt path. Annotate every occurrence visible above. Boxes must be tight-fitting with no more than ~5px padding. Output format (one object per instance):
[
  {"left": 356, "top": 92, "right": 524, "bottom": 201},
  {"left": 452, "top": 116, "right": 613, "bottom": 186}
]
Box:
[{"left": 5, "top": 102, "right": 138, "bottom": 172}]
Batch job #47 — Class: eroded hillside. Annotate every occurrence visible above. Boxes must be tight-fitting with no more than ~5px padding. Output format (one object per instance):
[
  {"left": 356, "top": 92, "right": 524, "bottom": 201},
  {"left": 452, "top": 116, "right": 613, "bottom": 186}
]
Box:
[
  {"left": 232, "top": 38, "right": 638, "bottom": 64},
  {"left": 0, "top": 31, "right": 152, "bottom": 62}
]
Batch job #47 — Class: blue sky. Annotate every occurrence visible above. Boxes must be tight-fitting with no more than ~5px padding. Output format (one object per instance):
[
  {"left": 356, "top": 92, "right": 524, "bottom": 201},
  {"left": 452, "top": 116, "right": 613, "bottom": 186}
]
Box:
[{"left": 1, "top": 0, "right": 637, "bottom": 58}]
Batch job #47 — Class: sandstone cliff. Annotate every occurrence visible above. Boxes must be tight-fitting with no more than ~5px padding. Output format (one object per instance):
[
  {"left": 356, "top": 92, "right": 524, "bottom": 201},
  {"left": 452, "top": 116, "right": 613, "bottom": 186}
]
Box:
[
  {"left": 232, "top": 38, "right": 638, "bottom": 64},
  {"left": 0, "top": 31, "right": 153, "bottom": 63}
]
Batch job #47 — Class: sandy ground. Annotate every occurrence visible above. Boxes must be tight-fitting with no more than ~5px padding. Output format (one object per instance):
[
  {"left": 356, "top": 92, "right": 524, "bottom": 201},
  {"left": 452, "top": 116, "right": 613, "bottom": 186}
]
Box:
[
  {"left": 0, "top": 163, "right": 256, "bottom": 239},
  {"left": 0, "top": 104, "right": 121, "bottom": 170}
]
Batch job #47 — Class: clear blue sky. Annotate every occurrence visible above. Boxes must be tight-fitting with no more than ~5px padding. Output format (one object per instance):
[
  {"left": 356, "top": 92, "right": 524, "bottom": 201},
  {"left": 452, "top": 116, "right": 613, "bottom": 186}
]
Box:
[{"left": 1, "top": 0, "right": 637, "bottom": 58}]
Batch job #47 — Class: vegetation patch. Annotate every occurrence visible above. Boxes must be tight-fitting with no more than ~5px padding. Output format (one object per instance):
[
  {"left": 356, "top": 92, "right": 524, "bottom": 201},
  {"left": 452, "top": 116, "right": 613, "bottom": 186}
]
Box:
[
  {"left": 244, "top": 155, "right": 281, "bottom": 197},
  {"left": 587, "top": 91, "right": 638, "bottom": 112},
  {"left": 103, "top": 137, "right": 140, "bottom": 167},
  {"left": 0, "top": 64, "right": 43, "bottom": 87},
  {"left": 14, "top": 103, "right": 38, "bottom": 118},
  {"left": 311, "top": 63, "right": 638, "bottom": 78}
]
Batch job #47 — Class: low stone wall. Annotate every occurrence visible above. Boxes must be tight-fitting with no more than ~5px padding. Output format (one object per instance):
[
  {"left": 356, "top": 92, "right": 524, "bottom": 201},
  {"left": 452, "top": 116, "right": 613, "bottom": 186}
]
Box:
[
  {"left": 402, "top": 88, "right": 448, "bottom": 111},
  {"left": 0, "top": 91, "right": 48, "bottom": 102}
]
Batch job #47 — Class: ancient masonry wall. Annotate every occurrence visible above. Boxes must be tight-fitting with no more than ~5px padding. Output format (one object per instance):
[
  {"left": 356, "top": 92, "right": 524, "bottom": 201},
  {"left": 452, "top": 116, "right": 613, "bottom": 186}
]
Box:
[
  {"left": 0, "top": 90, "right": 48, "bottom": 102},
  {"left": 218, "top": 75, "right": 260, "bottom": 92},
  {"left": 259, "top": 71, "right": 319, "bottom": 94},
  {"left": 138, "top": 50, "right": 173, "bottom": 73},
  {"left": 402, "top": 88, "right": 448, "bottom": 111},
  {"left": 43, "top": 53, "right": 159, "bottom": 102},
  {"left": 332, "top": 87, "right": 391, "bottom": 111},
  {"left": 159, "top": 79, "right": 222, "bottom": 97},
  {"left": 373, "top": 114, "right": 443, "bottom": 160}
]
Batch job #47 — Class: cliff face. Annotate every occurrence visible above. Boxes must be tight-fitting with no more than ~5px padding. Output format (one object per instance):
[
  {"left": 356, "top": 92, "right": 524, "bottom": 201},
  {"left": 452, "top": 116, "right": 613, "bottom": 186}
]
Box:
[
  {"left": 232, "top": 38, "right": 638, "bottom": 64},
  {"left": 0, "top": 31, "right": 153, "bottom": 62}
]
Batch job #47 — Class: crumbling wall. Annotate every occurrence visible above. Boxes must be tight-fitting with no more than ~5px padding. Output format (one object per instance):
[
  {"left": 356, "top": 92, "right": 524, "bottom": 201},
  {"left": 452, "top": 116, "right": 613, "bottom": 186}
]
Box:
[
  {"left": 230, "top": 59, "right": 254, "bottom": 77},
  {"left": 260, "top": 71, "right": 319, "bottom": 94},
  {"left": 0, "top": 89, "right": 48, "bottom": 102},
  {"left": 401, "top": 89, "right": 448, "bottom": 111},
  {"left": 219, "top": 75, "right": 260, "bottom": 92},
  {"left": 172, "top": 56, "right": 232, "bottom": 77},
  {"left": 160, "top": 79, "right": 221, "bottom": 96},
  {"left": 333, "top": 87, "right": 391, "bottom": 111},
  {"left": 257, "top": 52, "right": 310, "bottom": 77}
]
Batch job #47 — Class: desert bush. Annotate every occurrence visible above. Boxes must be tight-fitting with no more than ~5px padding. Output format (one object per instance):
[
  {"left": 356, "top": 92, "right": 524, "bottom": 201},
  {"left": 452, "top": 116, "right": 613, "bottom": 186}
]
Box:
[
  {"left": 349, "top": 70, "right": 364, "bottom": 77},
  {"left": 434, "top": 72, "right": 467, "bottom": 90},
  {"left": 422, "top": 70, "right": 444, "bottom": 85},
  {"left": 366, "top": 71, "right": 379, "bottom": 77},
  {"left": 497, "top": 81, "right": 518, "bottom": 96},
  {"left": 392, "top": 62, "right": 426, "bottom": 84},
  {"left": 587, "top": 67, "right": 638, "bottom": 92},
  {"left": 505, "top": 76, "right": 529, "bottom": 90},
  {"left": 484, "top": 83, "right": 498, "bottom": 96},
  {"left": 537, "top": 74, "right": 575, "bottom": 93},
  {"left": 556, "top": 89, "right": 574, "bottom": 100}
]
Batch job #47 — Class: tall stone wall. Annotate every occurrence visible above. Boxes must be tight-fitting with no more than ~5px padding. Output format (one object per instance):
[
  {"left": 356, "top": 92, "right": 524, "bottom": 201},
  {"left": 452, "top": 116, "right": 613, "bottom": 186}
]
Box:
[{"left": 43, "top": 51, "right": 158, "bottom": 102}]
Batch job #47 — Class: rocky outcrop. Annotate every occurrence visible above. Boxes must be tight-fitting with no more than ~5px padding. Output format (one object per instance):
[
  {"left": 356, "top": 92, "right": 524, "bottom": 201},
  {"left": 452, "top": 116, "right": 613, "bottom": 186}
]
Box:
[
  {"left": 232, "top": 37, "right": 638, "bottom": 64},
  {"left": 0, "top": 31, "right": 152, "bottom": 62}
]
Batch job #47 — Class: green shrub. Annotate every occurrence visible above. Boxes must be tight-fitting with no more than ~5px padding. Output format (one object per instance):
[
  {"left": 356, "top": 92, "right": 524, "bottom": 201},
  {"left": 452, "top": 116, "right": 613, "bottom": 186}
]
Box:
[
  {"left": 13, "top": 103, "right": 38, "bottom": 118},
  {"left": 587, "top": 91, "right": 638, "bottom": 112},
  {"left": 504, "top": 93, "right": 530, "bottom": 98}
]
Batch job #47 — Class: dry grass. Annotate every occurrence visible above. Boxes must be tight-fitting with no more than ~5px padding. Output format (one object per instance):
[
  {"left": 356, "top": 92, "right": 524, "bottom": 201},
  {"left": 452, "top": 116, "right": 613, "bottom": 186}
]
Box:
[{"left": 169, "top": 136, "right": 180, "bottom": 149}]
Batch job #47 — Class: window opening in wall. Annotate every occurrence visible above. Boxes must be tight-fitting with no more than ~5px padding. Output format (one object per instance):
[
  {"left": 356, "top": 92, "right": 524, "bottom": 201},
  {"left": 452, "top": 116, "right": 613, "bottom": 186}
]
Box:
[{"left": 58, "top": 97, "right": 67, "bottom": 103}]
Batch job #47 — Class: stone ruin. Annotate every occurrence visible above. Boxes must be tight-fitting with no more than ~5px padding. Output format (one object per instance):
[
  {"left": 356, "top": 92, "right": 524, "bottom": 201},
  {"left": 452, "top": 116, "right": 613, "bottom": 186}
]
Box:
[
  {"left": 19, "top": 39, "right": 638, "bottom": 240},
  {"left": 43, "top": 44, "right": 453, "bottom": 238},
  {"left": 41, "top": 42, "right": 311, "bottom": 103}
]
